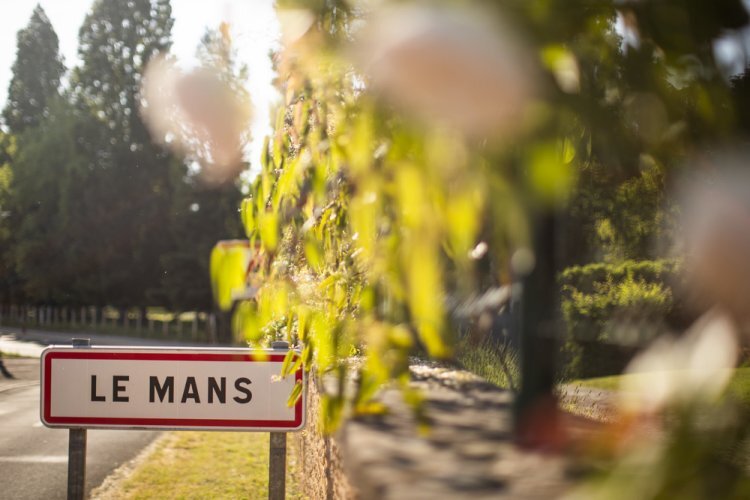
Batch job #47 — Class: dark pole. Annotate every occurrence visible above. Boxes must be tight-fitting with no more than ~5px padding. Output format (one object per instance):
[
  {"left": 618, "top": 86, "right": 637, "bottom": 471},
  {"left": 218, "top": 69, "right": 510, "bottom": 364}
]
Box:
[
  {"left": 514, "top": 212, "right": 558, "bottom": 445},
  {"left": 268, "top": 340, "right": 289, "bottom": 500},
  {"left": 68, "top": 338, "right": 90, "bottom": 500}
]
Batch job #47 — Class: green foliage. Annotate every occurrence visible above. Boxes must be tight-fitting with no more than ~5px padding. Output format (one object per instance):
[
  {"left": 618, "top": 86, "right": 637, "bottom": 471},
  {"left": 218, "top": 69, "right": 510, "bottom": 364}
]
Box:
[
  {"left": 157, "top": 179, "right": 243, "bottom": 311},
  {"left": 66, "top": 0, "right": 177, "bottom": 307},
  {"left": 210, "top": 241, "right": 252, "bottom": 312},
  {"left": 9, "top": 100, "right": 85, "bottom": 303},
  {"left": 560, "top": 259, "right": 679, "bottom": 377},
  {"left": 207, "top": 0, "right": 749, "bottom": 430},
  {"left": 0, "top": 134, "right": 17, "bottom": 303},
  {"left": 73, "top": 0, "right": 173, "bottom": 138},
  {"left": 2, "top": 5, "right": 65, "bottom": 134},
  {"left": 559, "top": 259, "right": 681, "bottom": 296},
  {"left": 0, "top": 5, "right": 65, "bottom": 303},
  {"left": 0, "top": 2, "right": 241, "bottom": 310},
  {"left": 153, "top": 27, "right": 245, "bottom": 311},
  {"left": 560, "top": 259, "right": 678, "bottom": 342},
  {"left": 456, "top": 338, "right": 519, "bottom": 391},
  {"left": 570, "top": 157, "right": 675, "bottom": 263}
]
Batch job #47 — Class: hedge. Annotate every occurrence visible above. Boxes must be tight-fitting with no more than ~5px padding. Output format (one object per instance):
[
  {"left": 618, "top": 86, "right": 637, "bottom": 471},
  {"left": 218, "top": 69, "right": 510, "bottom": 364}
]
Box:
[{"left": 559, "top": 259, "right": 681, "bottom": 378}]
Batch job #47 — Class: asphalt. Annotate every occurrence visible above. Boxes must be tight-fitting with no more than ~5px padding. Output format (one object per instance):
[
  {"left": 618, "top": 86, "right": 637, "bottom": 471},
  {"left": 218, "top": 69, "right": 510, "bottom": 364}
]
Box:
[
  {"left": 0, "top": 325, "right": 215, "bottom": 356},
  {"left": 0, "top": 329, "right": 207, "bottom": 500}
]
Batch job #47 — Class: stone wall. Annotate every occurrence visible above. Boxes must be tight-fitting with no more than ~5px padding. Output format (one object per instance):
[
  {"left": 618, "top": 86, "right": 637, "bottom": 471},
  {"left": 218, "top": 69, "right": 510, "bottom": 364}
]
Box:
[
  {"left": 293, "top": 364, "right": 574, "bottom": 499},
  {"left": 291, "top": 373, "right": 356, "bottom": 500}
]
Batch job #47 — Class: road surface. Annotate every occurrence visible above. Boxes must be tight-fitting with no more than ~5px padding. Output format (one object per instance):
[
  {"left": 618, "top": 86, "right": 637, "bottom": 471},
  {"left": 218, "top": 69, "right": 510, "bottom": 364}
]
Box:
[
  {"left": 0, "top": 328, "right": 204, "bottom": 500},
  {"left": 0, "top": 358, "right": 160, "bottom": 499}
]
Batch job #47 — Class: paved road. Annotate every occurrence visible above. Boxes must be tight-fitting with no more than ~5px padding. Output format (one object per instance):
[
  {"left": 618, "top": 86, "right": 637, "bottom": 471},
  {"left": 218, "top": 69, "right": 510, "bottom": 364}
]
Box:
[
  {"left": 0, "top": 328, "right": 197, "bottom": 500},
  {"left": 0, "top": 325, "right": 216, "bottom": 357},
  {"left": 0, "top": 358, "right": 159, "bottom": 500}
]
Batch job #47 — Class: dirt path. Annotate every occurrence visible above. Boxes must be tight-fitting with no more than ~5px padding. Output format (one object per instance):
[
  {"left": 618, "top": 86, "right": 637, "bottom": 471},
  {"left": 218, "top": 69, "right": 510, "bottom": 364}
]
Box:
[{"left": 558, "top": 384, "right": 618, "bottom": 422}]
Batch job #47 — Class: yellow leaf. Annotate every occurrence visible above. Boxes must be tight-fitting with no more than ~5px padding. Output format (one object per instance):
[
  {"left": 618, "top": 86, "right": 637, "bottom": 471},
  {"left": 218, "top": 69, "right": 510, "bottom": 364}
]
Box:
[
  {"left": 304, "top": 236, "right": 324, "bottom": 272},
  {"left": 296, "top": 306, "right": 312, "bottom": 342},
  {"left": 527, "top": 141, "right": 577, "bottom": 206},
  {"left": 210, "top": 241, "right": 252, "bottom": 311},
  {"left": 348, "top": 108, "right": 374, "bottom": 176},
  {"left": 240, "top": 198, "right": 256, "bottom": 237},
  {"left": 446, "top": 185, "right": 483, "bottom": 259},
  {"left": 406, "top": 243, "right": 449, "bottom": 358},
  {"left": 280, "top": 349, "right": 295, "bottom": 378},
  {"left": 287, "top": 380, "right": 304, "bottom": 407},
  {"left": 232, "top": 301, "right": 263, "bottom": 341},
  {"left": 350, "top": 185, "right": 379, "bottom": 264},
  {"left": 395, "top": 164, "right": 428, "bottom": 229},
  {"left": 259, "top": 211, "right": 279, "bottom": 252},
  {"left": 541, "top": 45, "right": 580, "bottom": 93}
]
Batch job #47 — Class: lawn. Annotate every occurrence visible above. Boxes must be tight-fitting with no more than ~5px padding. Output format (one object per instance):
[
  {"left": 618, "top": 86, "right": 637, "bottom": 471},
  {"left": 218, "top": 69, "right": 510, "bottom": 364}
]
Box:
[
  {"left": 0, "top": 350, "right": 29, "bottom": 358},
  {"left": 93, "top": 431, "right": 301, "bottom": 499},
  {"left": 456, "top": 338, "right": 518, "bottom": 390},
  {"left": 575, "top": 367, "right": 750, "bottom": 404}
]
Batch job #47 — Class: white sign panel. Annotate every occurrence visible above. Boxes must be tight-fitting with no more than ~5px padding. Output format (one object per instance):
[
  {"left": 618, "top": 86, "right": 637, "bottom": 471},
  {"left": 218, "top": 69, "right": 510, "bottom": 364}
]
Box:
[{"left": 40, "top": 347, "right": 305, "bottom": 431}]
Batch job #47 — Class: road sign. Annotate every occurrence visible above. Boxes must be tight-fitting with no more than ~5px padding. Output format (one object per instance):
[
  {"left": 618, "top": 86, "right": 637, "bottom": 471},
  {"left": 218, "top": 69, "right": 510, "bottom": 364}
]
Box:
[{"left": 40, "top": 346, "right": 305, "bottom": 431}]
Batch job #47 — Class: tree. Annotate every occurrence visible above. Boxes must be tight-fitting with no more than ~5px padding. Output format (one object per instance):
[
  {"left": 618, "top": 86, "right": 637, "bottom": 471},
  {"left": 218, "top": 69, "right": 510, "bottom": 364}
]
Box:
[
  {"left": 1, "top": 0, "right": 245, "bottom": 312},
  {"left": 0, "top": 6, "right": 66, "bottom": 304},
  {"left": 157, "top": 178, "right": 243, "bottom": 311},
  {"left": 2, "top": 4, "right": 65, "bottom": 134},
  {"left": 155, "top": 26, "right": 246, "bottom": 312},
  {"left": 9, "top": 99, "right": 85, "bottom": 304},
  {"left": 0, "top": 133, "right": 17, "bottom": 304},
  {"left": 68, "top": 0, "right": 177, "bottom": 308}
]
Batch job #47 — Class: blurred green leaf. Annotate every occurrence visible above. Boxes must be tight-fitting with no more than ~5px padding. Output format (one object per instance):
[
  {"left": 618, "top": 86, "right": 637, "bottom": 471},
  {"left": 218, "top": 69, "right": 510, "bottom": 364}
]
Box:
[
  {"left": 210, "top": 241, "right": 251, "bottom": 312},
  {"left": 527, "top": 141, "right": 577, "bottom": 207},
  {"left": 232, "top": 300, "right": 263, "bottom": 342},
  {"left": 286, "top": 380, "right": 304, "bottom": 407}
]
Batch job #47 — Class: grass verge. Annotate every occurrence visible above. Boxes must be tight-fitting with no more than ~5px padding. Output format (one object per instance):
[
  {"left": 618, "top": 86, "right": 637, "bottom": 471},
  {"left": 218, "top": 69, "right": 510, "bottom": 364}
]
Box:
[
  {"left": 0, "top": 350, "right": 30, "bottom": 358},
  {"left": 456, "top": 338, "right": 519, "bottom": 390},
  {"left": 574, "top": 368, "right": 750, "bottom": 404},
  {"left": 93, "top": 431, "right": 301, "bottom": 499}
]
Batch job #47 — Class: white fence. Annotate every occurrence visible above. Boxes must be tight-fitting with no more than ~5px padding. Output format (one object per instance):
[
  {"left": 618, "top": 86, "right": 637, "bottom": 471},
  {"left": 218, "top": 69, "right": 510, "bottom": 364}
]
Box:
[{"left": 0, "top": 304, "right": 219, "bottom": 343}]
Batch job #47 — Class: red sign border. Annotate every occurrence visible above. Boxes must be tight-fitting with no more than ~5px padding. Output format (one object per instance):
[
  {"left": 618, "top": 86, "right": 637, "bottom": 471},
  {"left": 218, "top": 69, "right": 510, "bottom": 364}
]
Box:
[{"left": 41, "top": 348, "right": 305, "bottom": 431}]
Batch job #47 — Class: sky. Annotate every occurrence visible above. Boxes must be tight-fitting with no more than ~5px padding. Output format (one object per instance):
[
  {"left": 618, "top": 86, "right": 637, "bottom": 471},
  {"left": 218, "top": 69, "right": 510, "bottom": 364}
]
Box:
[{"left": 0, "top": 0, "right": 280, "bottom": 166}]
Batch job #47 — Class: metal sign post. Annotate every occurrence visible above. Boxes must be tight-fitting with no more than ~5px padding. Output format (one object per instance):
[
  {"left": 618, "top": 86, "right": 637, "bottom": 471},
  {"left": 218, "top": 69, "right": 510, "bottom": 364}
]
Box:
[
  {"left": 269, "top": 432, "right": 287, "bottom": 500},
  {"left": 68, "top": 338, "right": 90, "bottom": 500},
  {"left": 269, "top": 341, "right": 289, "bottom": 500}
]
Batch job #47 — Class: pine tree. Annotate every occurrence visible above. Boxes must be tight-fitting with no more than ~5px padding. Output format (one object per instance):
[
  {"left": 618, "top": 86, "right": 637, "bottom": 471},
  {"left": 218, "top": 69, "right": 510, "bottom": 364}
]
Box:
[
  {"left": 2, "top": 5, "right": 65, "bottom": 134},
  {"left": 0, "top": 5, "right": 65, "bottom": 304}
]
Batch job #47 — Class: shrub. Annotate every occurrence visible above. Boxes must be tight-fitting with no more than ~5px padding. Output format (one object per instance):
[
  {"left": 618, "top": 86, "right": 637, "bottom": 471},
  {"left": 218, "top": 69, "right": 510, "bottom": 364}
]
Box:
[{"left": 559, "top": 259, "right": 680, "bottom": 378}]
